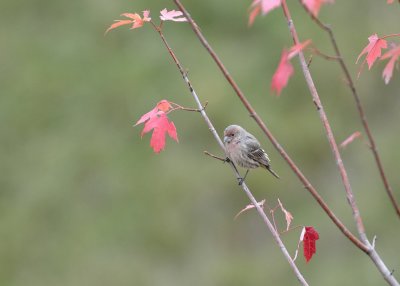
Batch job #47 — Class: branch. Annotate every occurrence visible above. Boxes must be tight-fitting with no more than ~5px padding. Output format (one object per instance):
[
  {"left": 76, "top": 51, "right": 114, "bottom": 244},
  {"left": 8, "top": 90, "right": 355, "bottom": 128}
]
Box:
[
  {"left": 173, "top": 0, "right": 367, "bottom": 253},
  {"left": 152, "top": 21, "right": 309, "bottom": 286},
  {"left": 298, "top": 0, "right": 400, "bottom": 218},
  {"left": 281, "top": 1, "right": 399, "bottom": 285}
]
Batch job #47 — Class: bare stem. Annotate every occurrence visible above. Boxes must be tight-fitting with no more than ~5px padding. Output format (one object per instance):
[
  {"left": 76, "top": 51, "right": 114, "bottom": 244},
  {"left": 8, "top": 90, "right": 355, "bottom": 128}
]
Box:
[
  {"left": 204, "top": 150, "right": 226, "bottom": 162},
  {"left": 152, "top": 18, "right": 309, "bottom": 286},
  {"left": 298, "top": 0, "right": 400, "bottom": 218},
  {"left": 281, "top": 1, "right": 399, "bottom": 285},
  {"left": 173, "top": 0, "right": 367, "bottom": 253}
]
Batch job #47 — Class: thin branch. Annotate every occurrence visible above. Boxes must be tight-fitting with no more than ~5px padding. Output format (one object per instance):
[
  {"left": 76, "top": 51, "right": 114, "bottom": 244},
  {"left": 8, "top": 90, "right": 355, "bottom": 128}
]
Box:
[
  {"left": 281, "top": 0, "right": 366, "bottom": 239},
  {"left": 204, "top": 150, "right": 226, "bottom": 162},
  {"left": 173, "top": 0, "right": 367, "bottom": 253},
  {"left": 309, "top": 46, "right": 340, "bottom": 61},
  {"left": 152, "top": 20, "right": 309, "bottom": 286},
  {"left": 298, "top": 0, "right": 400, "bottom": 218},
  {"left": 281, "top": 1, "right": 399, "bottom": 285}
]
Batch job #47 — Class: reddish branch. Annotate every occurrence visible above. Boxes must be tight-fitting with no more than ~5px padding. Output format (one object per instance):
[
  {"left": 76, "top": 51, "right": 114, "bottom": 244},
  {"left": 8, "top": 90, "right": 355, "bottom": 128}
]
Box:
[
  {"left": 280, "top": 1, "right": 399, "bottom": 285},
  {"left": 298, "top": 0, "right": 400, "bottom": 218},
  {"left": 151, "top": 20, "right": 309, "bottom": 286},
  {"left": 173, "top": 0, "right": 367, "bottom": 253},
  {"left": 280, "top": 0, "right": 367, "bottom": 241}
]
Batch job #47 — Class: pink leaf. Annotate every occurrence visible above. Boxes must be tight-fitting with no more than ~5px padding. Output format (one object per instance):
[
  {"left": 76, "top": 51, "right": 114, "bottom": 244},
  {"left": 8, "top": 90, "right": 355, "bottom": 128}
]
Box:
[
  {"left": 387, "top": 0, "right": 394, "bottom": 3},
  {"left": 278, "top": 199, "right": 293, "bottom": 231},
  {"left": 160, "top": 8, "right": 187, "bottom": 22},
  {"left": 260, "top": 0, "right": 282, "bottom": 14},
  {"left": 248, "top": 4, "right": 261, "bottom": 26},
  {"left": 357, "top": 34, "right": 387, "bottom": 70},
  {"left": 340, "top": 131, "right": 362, "bottom": 149},
  {"left": 135, "top": 100, "right": 178, "bottom": 153},
  {"left": 302, "top": 0, "right": 334, "bottom": 17},
  {"left": 156, "top": 99, "right": 173, "bottom": 112},
  {"left": 381, "top": 45, "right": 400, "bottom": 84},
  {"left": 135, "top": 107, "right": 158, "bottom": 126},
  {"left": 271, "top": 50, "right": 294, "bottom": 96},
  {"left": 248, "top": 0, "right": 281, "bottom": 25},
  {"left": 167, "top": 121, "right": 179, "bottom": 142},
  {"left": 105, "top": 20, "right": 134, "bottom": 34},
  {"left": 105, "top": 10, "right": 151, "bottom": 34},
  {"left": 234, "top": 200, "right": 266, "bottom": 220},
  {"left": 140, "top": 111, "right": 164, "bottom": 137}
]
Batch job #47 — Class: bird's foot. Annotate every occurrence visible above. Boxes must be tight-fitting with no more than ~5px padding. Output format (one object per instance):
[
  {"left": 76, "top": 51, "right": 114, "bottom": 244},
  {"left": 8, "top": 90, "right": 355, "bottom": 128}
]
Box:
[
  {"left": 237, "top": 177, "right": 245, "bottom": 186},
  {"left": 224, "top": 157, "right": 231, "bottom": 164}
]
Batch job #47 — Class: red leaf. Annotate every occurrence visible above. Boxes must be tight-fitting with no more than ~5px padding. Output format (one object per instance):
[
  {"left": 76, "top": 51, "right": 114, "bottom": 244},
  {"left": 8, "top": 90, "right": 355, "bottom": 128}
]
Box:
[
  {"left": 105, "top": 20, "right": 134, "bottom": 34},
  {"left": 145, "top": 113, "right": 178, "bottom": 153},
  {"left": 135, "top": 107, "right": 158, "bottom": 126},
  {"left": 340, "top": 131, "right": 362, "bottom": 149},
  {"left": 302, "top": 226, "right": 319, "bottom": 263},
  {"left": 271, "top": 50, "right": 294, "bottom": 96},
  {"left": 302, "top": 0, "right": 334, "bottom": 17},
  {"left": 260, "top": 0, "right": 282, "bottom": 14},
  {"left": 248, "top": 4, "right": 261, "bottom": 26},
  {"left": 357, "top": 34, "right": 387, "bottom": 70},
  {"left": 105, "top": 10, "right": 151, "bottom": 34},
  {"left": 248, "top": 0, "right": 281, "bottom": 25},
  {"left": 160, "top": 8, "right": 187, "bottom": 22},
  {"left": 135, "top": 100, "right": 178, "bottom": 153},
  {"left": 156, "top": 99, "right": 173, "bottom": 112},
  {"left": 381, "top": 45, "right": 400, "bottom": 84}
]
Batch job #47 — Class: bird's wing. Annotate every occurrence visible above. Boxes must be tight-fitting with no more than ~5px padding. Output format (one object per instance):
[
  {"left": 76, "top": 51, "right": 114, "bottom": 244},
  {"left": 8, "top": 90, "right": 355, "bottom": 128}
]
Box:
[{"left": 245, "top": 136, "right": 270, "bottom": 166}]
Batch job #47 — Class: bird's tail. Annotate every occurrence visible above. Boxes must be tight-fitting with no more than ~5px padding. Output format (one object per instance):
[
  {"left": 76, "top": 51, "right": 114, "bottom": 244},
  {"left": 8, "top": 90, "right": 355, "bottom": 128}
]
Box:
[{"left": 266, "top": 165, "right": 280, "bottom": 179}]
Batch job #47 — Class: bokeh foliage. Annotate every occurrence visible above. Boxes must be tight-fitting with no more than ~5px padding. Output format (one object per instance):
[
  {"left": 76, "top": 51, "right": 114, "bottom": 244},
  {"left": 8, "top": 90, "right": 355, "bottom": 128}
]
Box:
[{"left": 1, "top": 0, "right": 399, "bottom": 285}]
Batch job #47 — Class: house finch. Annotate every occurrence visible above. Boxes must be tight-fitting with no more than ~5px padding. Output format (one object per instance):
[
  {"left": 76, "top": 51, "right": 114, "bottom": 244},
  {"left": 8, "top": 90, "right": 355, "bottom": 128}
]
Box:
[{"left": 223, "top": 125, "right": 279, "bottom": 183}]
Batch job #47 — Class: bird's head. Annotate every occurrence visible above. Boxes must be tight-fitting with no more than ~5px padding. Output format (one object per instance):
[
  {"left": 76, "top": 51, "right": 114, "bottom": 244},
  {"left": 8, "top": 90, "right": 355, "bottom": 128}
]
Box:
[{"left": 223, "top": 125, "right": 243, "bottom": 144}]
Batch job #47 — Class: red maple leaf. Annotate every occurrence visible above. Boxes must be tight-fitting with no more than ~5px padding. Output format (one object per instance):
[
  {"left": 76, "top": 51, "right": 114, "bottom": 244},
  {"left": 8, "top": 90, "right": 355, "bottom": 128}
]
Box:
[
  {"left": 357, "top": 34, "right": 387, "bottom": 71},
  {"left": 302, "top": 0, "right": 334, "bottom": 17},
  {"left": 271, "top": 40, "right": 310, "bottom": 96},
  {"left": 381, "top": 44, "right": 400, "bottom": 84},
  {"left": 302, "top": 226, "right": 319, "bottom": 263},
  {"left": 248, "top": 0, "right": 281, "bottom": 26},
  {"left": 271, "top": 50, "right": 293, "bottom": 96},
  {"left": 105, "top": 10, "right": 151, "bottom": 34},
  {"left": 135, "top": 100, "right": 178, "bottom": 153}
]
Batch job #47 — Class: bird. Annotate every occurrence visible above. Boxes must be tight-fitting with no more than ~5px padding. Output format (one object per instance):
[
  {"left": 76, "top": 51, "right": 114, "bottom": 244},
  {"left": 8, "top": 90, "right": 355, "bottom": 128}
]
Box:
[{"left": 223, "top": 124, "right": 279, "bottom": 184}]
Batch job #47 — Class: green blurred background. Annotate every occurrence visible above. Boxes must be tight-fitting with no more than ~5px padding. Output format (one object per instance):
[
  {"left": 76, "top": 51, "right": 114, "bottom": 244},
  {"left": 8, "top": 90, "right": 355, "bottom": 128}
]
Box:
[{"left": 1, "top": 0, "right": 399, "bottom": 285}]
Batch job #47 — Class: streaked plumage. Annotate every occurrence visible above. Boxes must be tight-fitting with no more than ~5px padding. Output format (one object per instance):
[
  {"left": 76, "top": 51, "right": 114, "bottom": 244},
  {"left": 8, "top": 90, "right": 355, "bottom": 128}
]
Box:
[{"left": 223, "top": 125, "right": 279, "bottom": 179}]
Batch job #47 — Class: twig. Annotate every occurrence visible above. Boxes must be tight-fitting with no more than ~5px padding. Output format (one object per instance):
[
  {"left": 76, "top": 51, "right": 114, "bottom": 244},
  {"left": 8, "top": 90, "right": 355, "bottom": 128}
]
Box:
[
  {"left": 169, "top": 101, "right": 209, "bottom": 113},
  {"left": 204, "top": 150, "right": 226, "bottom": 162},
  {"left": 298, "top": 0, "right": 400, "bottom": 218},
  {"left": 152, "top": 18, "right": 309, "bottom": 286},
  {"left": 173, "top": 0, "right": 367, "bottom": 253},
  {"left": 309, "top": 46, "right": 340, "bottom": 61},
  {"left": 281, "top": 1, "right": 399, "bottom": 285}
]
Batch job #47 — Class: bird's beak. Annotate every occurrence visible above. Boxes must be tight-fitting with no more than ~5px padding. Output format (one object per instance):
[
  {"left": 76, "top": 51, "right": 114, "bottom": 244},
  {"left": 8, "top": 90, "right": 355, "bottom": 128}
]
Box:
[{"left": 224, "top": 136, "right": 230, "bottom": 144}]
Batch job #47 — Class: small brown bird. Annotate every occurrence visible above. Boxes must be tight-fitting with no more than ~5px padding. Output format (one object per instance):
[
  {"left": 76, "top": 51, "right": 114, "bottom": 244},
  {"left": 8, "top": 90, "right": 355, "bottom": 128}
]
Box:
[{"left": 223, "top": 125, "right": 279, "bottom": 183}]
